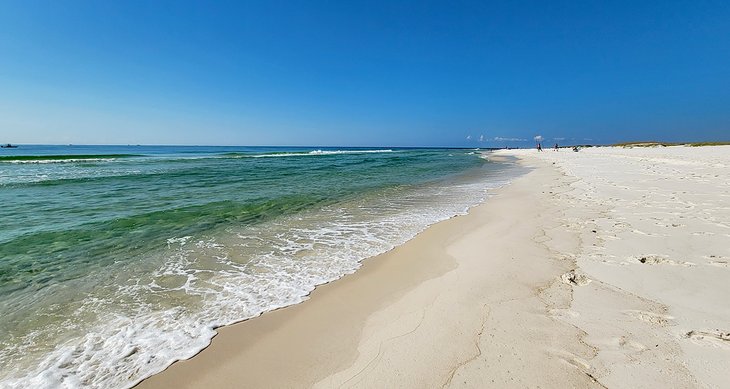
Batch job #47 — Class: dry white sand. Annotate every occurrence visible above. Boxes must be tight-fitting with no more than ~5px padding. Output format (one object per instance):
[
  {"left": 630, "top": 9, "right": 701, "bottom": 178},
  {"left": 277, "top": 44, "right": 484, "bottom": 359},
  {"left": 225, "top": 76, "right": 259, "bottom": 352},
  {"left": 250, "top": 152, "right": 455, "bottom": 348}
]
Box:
[
  {"left": 503, "top": 145, "right": 730, "bottom": 388},
  {"left": 139, "top": 145, "right": 729, "bottom": 388}
]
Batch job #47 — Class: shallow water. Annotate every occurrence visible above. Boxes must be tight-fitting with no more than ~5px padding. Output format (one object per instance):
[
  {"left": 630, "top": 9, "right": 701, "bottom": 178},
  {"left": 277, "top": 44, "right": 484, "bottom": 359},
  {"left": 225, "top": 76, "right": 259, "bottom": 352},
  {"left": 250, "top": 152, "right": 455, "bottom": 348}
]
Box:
[{"left": 0, "top": 145, "right": 523, "bottom": 388}]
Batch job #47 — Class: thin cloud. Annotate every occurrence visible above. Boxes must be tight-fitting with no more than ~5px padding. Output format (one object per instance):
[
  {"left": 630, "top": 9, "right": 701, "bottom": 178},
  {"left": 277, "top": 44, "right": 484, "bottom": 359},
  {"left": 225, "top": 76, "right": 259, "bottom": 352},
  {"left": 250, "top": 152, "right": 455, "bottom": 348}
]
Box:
[
  {"left": 466, "top": 135, "right": 472, "bottom": 140},
  {"left": 494, "top": 136, "right": 526, "bottom": 142},
  {"left": 478, "top": 135, "right": 485, "bottom": 142},
  {"left": 534, "top": 135, "right": 544, "bottom": 142}
]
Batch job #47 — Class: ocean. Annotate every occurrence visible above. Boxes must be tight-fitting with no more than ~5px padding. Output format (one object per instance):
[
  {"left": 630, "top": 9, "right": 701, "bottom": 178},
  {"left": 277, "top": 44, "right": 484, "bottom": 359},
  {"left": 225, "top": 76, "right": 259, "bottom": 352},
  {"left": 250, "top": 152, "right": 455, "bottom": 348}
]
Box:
[{"left": 0, "top": 145, "right": 523, "bottom": 388}]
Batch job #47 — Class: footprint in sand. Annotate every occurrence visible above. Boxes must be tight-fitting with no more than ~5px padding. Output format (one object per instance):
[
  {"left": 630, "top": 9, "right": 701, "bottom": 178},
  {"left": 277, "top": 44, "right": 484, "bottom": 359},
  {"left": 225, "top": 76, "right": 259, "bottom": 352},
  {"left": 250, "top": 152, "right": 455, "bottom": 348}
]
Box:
[
  {"left": 632, "top": 255, "right": 694, "bottom": 267},
  {"left": 549, "top": 349, "right": 593, "bottom": 373},
  {"left": 623, "top": 310, "right": 674, "bottom": 326},
  {"left": 560, "top": 270, "right": 592, "bottom": 286},
  {"left": 684, "top": 330, "right": 730, "bottom": 348},
  {"left": 705, "top": 256, "right": 730, "bottom": 268},
  {"left": 618, "top": 336, "right": 648, "bottom": 352}
]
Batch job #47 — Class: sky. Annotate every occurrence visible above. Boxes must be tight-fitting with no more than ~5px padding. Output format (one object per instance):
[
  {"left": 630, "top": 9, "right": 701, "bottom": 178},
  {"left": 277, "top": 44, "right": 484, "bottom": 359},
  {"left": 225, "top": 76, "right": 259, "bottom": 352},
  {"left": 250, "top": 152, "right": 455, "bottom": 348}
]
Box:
[{"left": 0, "top": 0, "right": 728, "bottom": 147}]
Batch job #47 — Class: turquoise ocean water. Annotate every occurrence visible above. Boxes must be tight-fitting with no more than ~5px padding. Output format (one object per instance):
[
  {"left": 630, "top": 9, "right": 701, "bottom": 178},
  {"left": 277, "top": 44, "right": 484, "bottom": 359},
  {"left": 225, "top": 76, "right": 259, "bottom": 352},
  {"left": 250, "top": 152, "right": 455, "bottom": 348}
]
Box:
[{"left": 0, "top": 145, "right": 522, "bottom": 388}]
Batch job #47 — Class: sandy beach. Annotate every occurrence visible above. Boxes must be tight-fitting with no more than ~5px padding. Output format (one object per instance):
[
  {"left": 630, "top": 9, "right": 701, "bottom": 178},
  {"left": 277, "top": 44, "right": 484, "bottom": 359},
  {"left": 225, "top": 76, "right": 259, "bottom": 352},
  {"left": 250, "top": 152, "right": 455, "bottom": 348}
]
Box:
[{"left": 139, "top": 145, "right": 730, "bottom": 388}]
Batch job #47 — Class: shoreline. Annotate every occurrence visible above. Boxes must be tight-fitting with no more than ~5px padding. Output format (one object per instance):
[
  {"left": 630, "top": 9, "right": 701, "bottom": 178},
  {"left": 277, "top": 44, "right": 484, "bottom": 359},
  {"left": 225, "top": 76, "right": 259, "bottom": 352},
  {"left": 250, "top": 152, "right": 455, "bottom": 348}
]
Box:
[
  {"left": 2, "top": 148, "right": 518, "bottom": 389},
  {"left": 139, "top": 153, "right": 601, "bottom": 388}
]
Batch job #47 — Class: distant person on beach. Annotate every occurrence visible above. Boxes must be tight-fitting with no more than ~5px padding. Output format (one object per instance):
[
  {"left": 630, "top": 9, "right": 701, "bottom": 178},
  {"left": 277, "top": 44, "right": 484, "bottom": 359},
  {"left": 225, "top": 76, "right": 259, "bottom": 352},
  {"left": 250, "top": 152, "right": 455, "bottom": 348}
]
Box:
[
  {"left": 537, "top": 143, "right": 542, "bottom": 151},
  {"left": 554, "top": 143, "right": 559, "bottom": 151}
]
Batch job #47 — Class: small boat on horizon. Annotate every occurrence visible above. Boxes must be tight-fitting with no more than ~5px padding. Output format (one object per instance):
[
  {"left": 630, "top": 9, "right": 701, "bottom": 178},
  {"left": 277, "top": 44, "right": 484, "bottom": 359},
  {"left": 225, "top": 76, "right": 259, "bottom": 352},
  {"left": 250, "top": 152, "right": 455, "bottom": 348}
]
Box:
[{"left": 1, "top": 143, "right": 18, "bottom": 148}]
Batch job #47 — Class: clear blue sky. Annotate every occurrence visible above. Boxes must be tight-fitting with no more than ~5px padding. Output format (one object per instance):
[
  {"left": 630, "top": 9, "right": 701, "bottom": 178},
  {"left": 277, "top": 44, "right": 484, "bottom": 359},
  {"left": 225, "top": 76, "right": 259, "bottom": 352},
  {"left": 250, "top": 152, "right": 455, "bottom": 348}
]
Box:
[{"left": 1, "top": 1, "right": 728, "bottom": 147}]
